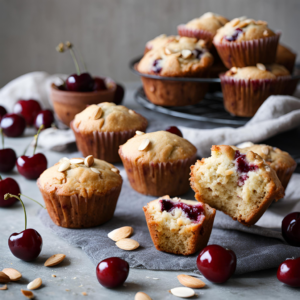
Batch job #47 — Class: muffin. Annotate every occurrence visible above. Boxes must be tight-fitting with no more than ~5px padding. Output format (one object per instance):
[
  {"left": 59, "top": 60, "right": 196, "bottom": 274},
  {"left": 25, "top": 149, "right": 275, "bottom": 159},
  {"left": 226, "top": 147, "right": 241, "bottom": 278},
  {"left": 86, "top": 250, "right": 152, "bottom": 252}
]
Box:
[
  {"left": 276, "top": 44, "right": 297, "bottom": 73},
  {"left": 143, "top": 196, "right": 216, "bottom": 255},
  {"left": 119, "top": 131, "right": 197, "bottom": 197},
  {"left": 144, "top": 34, "right": 177, "bottom": 54},
  {"left": 231, "top": 144, "right": 297, "bottom": 190},
  {"left": 178, "top": 12, "right": 229, "bottom": 45},
  {"left": 137, "top": 36, "right": 214, "bottom": 106},
  {"left": 190, "top": 145, "right": 284, "bottom": 226},
  {"left": 213, "top": 17, "right": 280, "bottom": 68},
  {"left": 70, "top": 102, "right": 148, "bottom": 163},
  {"left": 220, "top": 63, "right": 294, "bottom": 117},
  {"left": 37, "top": 155, "right": 123, "bottom": 228}
]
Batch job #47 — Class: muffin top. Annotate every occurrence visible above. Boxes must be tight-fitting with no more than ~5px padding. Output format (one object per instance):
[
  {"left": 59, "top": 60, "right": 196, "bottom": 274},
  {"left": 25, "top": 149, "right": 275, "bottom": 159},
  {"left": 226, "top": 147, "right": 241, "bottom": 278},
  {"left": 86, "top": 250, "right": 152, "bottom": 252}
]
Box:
[
  {"left": 138, "top": 36, "right": 214, "bottom": 77},
  {"left": 119, "top": 131, "right": 197, "bottom": 164},
  {"left": 184, "top": 12, "right": 229, "bottom": 36},
  {"left": 72, "top": 102, "right": 148, "bottom": 134},
  {"left": 214, "top": 17, "right": 276, "bottom": 43},
  {"left": 145, "top": 34, "right": 177, "bottom": 52},
  {"left": 276, "top": 44, "right": 297, "bottom": 63},
  {"left": 224, "top": 63, "right": 290, "bottom": 80}
]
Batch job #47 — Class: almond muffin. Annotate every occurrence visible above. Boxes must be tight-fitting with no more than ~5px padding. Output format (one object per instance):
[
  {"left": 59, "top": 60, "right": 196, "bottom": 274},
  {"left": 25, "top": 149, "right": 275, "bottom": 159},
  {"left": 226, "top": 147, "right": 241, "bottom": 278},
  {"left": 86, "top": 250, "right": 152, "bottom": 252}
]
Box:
[
  {"left": 213, "top": 17, "right": 280, "bottom": 68},
  {"left": 37, "top": 155, "right": 123, "bottom": 228},
  {"left": 119, "top": 131, "right": 197, "bottom": 197},
  {"left": 143, "top": 196, "right": 216, "bottom": 255},
  {"left": 71, "top": 102, "right": 148, "bottom": 163},
  {"left": 190, "top": 145, "right": 284, "bottom": 226},
  {"left": 276, "top": 44, "right": 297, "bottom": 73},
  {"left": 144, "top": 34, "right": 177, "bottom": 53}
]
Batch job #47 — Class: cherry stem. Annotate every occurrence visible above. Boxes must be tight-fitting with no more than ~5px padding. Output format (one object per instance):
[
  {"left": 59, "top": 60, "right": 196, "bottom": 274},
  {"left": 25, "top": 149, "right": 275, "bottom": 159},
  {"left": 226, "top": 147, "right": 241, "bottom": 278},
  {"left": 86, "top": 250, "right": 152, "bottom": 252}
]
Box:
[
  {"left": 4, "top": 193, "right": 27, "bottom": 230},
  {"left": 69, "top": 48, "right": 81, "bottom": 75},
  {"left": 76, "top": 49, "right": 87, "bottom": 72},
  {"left": 0, "top": 128, "right": 4, "bottom": 149},
  {"left": 19, "top": 193, "right": 46, "bottom": 209},
  {"left": 33, "top": 125, "right": 44, "bottom": 155},
  {"left": 22, "top": 139, "right": 33, "bottom": 156}
]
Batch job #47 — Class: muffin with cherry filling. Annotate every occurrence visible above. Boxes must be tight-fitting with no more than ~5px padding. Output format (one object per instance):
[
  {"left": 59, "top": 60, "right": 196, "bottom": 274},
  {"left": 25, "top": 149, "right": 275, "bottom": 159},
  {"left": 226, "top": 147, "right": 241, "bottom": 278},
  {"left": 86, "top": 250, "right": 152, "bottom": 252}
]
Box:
[
  {"left": 276, "top": 44, "right": 297, "bottom": 73},
  {"left": 119, "top": 131, "right": 197, "bottom": 197},
  {"left": 190, "top": 145, "right": 284, "bottom": 226},
  {"left": 213, "top": 17, "right": 280, "bottom": 68},
  {"left": 220, "top": 63, "right": 294, "bottom": 117},
  {"left": 137, "top": 36, "right": 214, "bottom": 106},
  {"left": 143, "top": 196, "right": 216, "bottom": 255},
  {"left": 71, "top": 102, "right": 148, "bottom": 163}
]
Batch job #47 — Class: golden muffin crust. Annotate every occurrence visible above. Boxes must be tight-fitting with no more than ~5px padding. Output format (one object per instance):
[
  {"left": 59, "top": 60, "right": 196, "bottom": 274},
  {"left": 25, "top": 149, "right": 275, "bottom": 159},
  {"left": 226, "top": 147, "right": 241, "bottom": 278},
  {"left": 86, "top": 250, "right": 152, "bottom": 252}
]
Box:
[
  {"left": 119, "top": 131, "right": 197, "bottom": 164},
  {"left": 214, "top": 17, "right": 276, "bottom": 43},
  {"left": 73, "top": 102, "right": 148, "bottom": 134},
  {"left": 145, "top": 34, "right": 177, "bottom": 52},
  {"left": 138, "top": 36, "right": 214, "bottom": 77},
  {"left": 276, "top": 44, "right": 297, "bottom": 63},
  {"left": 38, "top": 157, "right": 122, "bottom": 198},
  {"left": 184, "top": 12, "right": 229, "bottom": 36}
]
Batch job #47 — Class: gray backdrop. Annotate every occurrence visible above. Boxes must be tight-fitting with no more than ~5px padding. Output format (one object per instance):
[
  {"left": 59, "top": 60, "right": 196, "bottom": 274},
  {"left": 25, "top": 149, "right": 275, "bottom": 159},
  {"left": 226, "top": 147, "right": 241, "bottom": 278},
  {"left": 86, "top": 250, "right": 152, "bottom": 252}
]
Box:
[{"left": 0, "top": 0, "right": 299, "bottom": 87}]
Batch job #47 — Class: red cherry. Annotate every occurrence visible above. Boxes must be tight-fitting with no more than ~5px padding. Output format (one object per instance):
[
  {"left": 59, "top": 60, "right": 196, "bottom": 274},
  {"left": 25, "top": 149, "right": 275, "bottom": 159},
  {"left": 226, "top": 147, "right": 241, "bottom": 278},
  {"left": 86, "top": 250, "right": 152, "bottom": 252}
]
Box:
[
  {"left": 113, "top": 84, "right": 125, "bottom": 105},
  {"left": 165, "top": 126, "right": 183, "bottom": 137},
  {"left": 96, "top": 257, "right": 129, "bottom": 288},
  {"left": 93, "top": 77, "right": 107, "bottom": 91},
  {"left": 13, "top": 99, "right": 41, "bottom": 126},
  {"left": 282, "top": 212, "right": 300, "bottom": 247},
  {"left": 0, "top": 114, "right": 26, "bottom": 137},
  {"left": 0, "top": 105, "right": 7, "bottom": 118},
  {"left": 0, "top": 177, "right": 20, "bottom": 207},
  {"left": 66, "top": 73, "right": 94, "bottom": 92},
  {"left": 17, "top": 153, "right": 47, "bottom": 180},
  {"left": 0, "top": 149, "right": 16, "bottom": 172},
  {"left": 34, "top": 110, "right": 54, "bottom": 130},
  {"left": 277, "top": 257, "right": 300, "bottom": 287},
  {"left": 197, "top": 245, "right": 237, "bottom": 283}
]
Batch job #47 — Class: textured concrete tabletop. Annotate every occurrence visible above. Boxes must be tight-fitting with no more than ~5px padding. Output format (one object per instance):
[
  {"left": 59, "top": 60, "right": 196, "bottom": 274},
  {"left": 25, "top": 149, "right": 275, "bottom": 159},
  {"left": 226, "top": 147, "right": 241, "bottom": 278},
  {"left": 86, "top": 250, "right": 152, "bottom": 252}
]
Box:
[{"left": 0, "top": 83, "right": 299, "bottom": 299}]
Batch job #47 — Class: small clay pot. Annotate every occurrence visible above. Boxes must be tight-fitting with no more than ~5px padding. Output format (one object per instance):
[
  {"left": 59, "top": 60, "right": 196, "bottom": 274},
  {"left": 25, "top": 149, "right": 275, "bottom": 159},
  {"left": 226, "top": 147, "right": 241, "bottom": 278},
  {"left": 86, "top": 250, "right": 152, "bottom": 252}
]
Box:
[{"left": 50, "top": 82, "right": 116, "bottom": 127}]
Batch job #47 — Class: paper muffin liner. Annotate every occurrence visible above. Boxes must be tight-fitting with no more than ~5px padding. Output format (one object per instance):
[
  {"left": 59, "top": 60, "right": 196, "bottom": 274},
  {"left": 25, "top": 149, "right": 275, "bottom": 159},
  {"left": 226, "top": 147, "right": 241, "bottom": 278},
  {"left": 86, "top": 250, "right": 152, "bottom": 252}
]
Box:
[
  {"left": 119, "top": 151, "right": 197, "bottom": 197},
  {"left": 213, "top": 34, "right": 280, "bottom": 68},
  {"left": 177, "top": 24, "right": 214, "bottom": 45},
  {"left": 37, "top": 180, "right": 122, "bottom": 228},
  {"left": 220, "top": 74, "right": 296, "bottom": 117},
  {"left": 71, "top": 121, "right": 147, "bottom": 163}
]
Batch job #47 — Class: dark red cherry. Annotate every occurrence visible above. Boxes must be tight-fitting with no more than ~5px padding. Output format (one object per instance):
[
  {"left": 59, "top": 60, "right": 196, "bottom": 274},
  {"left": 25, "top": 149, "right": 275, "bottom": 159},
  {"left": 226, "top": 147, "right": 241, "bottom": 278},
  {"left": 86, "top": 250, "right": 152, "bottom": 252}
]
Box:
[
  {"left": 34, "top": 110, "right": 54, "bottom": 130},
  {"left": 93, "top": 77, "right": 107, "bottom": 91},
  {"left": 96, "top": 257, "right": 129, "bottom": 288},
  {"left": 165, "top": 126, "right": 183, "bottom": 137},
  {"left": 13, "top": 99, "right": 41, "bottom": 126},
  {"left": 0, "top": 105, "right": 7, "bottom": 119},
  {"left": 282, "top": 212, "right": 300, "bottom": 247},
  {"left": 277, "top": 257, "right": 300, "bottom": 287},
  {"left": 113, "top": 84, "right": 125, "bottom": 105},
  {"left": 17, "top": 153, "right": 47, "bottom": 180},
  {"left": 0, "top": 149, "right": 16, "bottom": 172},
  {"left": 225, "top": 28, "right": 243, "bottom": 42},
  {"left": 152, "top": 59, "right": 162, "bottom": 73},
  {"left": 0, "top": 114, "right": 26, "bottom": 137},
  {"left": 197, "top": 245, "right": 237, "bottom": 283},
  {"left": 66, "top": 73, "right": 94, "bottom": 92},
  {"left": 0, "top": 177, "right": 20, "bottom": 207}
]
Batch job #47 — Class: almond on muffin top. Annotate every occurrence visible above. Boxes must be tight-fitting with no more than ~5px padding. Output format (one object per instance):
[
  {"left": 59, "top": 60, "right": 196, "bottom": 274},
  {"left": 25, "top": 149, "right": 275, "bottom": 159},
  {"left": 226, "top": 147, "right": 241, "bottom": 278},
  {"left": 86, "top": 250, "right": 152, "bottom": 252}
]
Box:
[{"left": 145, "top": 34, "right": 177, "bottom": 52}]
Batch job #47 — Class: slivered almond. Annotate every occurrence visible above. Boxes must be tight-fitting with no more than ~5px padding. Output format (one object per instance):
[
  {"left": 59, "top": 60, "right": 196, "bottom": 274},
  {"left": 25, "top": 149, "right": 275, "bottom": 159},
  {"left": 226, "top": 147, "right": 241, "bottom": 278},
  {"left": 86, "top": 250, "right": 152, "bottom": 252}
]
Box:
[
  {"left": 138, "top": 139, "right": 150, "bottom": 151},
  {"left": 0, "top": 284, "right": 7, "bottom": 290},
  {"left": 59, "top": 157, "right": 69, "bottom": 162},
  {"left": 21, "top": 289, "right": 34, "bottom": 299},
  {"left": 111, "top": 168, "right": 119, "bottom": 174},
  {"left": 44, "top": 254, "right": 66, "bottom": 267},
  {"left": 129, "top": 109, "right": 135, "bottom": 115},
  {"left": 0, "top": 272, "right": 10, "bottom": 283},
  {"left": 177, "top": 274, "right": 205, "bottom": 289},
  {"left": 135, "top": 291, "right": 152, "bottom": 300},
  {"left": 181, "top": 49, "right": 192, "bottom": 59},
  {"left": 225, "top": 170, "right": 234, "bottom": 176},
  {"left": 116, "top": 238, "right": 139, "bottom": 251},
  {"left": 58, "top": 161, "right": 70, "bottom": 172},
  {"left": 261, "top": 146, "right": 270, "bottom": 155},
  {"left": 84, "top": 155, "right": 94, "bottom": 167},
  {"left": 263, "top": 30, "right": 269, "bottom": 36},
  {"left": 94, "top": 107, "right": 103, "bottom": 120},
  {"left": 27, "top": 278, "right": 42, "bottom": 290},
  {"left": 136, "top": 131, "right": 144, "bottom": 136},
  {"left": 169, "top": 287, "right": 195, "bottom": 298},
  {"left": 256, "top": 63, "right": 266, "bottom": 71},
  {"left": 108, "top": 226, "right": 133, "bottom": 241},
  {"left": 231, "top": 18, "right": 240, "bottom": 27},
  {"left": 90, "top": 167, "right": 101, "bottom": 174},
  {"left": 70, "top": 158, "right": 84, "bottom": 164},
  {"left": 2, "top": 268, "right": 22, "bottom": 281},
  {"left": 165, "top": 48, "right": 172, "bottom": 55}
]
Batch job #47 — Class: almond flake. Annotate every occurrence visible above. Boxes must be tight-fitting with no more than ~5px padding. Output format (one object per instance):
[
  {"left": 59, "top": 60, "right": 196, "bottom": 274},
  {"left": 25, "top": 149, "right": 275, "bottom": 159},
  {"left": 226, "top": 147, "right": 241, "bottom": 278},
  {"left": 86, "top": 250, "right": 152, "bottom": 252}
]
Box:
[
  {"left": 0, "top": 272, "right": 10, "bottom": 283},
  {"left": 136, "top": 131, "right": 145, "bottom": 136},
  {"left": 94, "top": 107, "right": 103, "bottom": 120},
  {"left": 111, "top": 168, "right": 119, "bottom": 174},
  {"left": 261, "top": 146, "right": 270, "bottom": 155},
  {"left": 135, "top": 291, "right": 152, "bottom": 300},
  {"left": 27, "top": 278, "right": 42, "bottom": 290},
  {"left": 256, "top": 63, "right": 266, "bottom": 71},
  {"left": 116, "top": 238, "right": 139, "bottom": 251},
  {"left": 263, "top": 30, "right": 269, "bottom": 36},
  {"left": 84, "top": 155, "right": 94, "bottom": 167},
  {"left": 21, "top": 289, "right": 34, "bottom": 299},
  {"left": 58, "top": 161, "right": 70, "bottom": 172},
  {"left": 52, "top": 274, "right": 56, "bottom": 278},
  {"left": 108, "top": 226, "right": 133, "bottom": 241},
  {"left": 0, "top": 284, "right": 7, "bottom": 290},
  {"left": 82, "top": 292, "right": 87, "bottom": 296},
  {"left": 181, "top": 49, "right": 192, "bottom": 59},
  {"left": 231, "top": 18, "right": 240, "bottom": 27},
  {"left": 70, "top": 158, "right": 84, "bottom": 165},
  {"left": 169, "top": 287, "right": 195, "bottom": 298},
  {"left": 59, "top": 157, "right": 69, "bottom": 162},
  {"left": 138, "top": 139, "right": 150, "bottom": 151},
  {"left": 225, "top": 170, "right": 234, "bottom": 176},
  {"left": 2, "top": 268, "right": 22, "bottom": 281},
  {"left": 44, "top": 254, "right": 66, "bottom": 267},
  {"left": 129, "top": 109, "right": 135, "bottom": 115},
  {"left": 231, "top": 67, "right": 238, "bottom": 74},
  {"left": 165, "top": 48, "right": 172, "bottom": 55},
  {"left": 90, "top": 167, "right": 101, "bottom": 174},
  {"left": 177, "top": 274, "right": 205, "bottom": 289}
]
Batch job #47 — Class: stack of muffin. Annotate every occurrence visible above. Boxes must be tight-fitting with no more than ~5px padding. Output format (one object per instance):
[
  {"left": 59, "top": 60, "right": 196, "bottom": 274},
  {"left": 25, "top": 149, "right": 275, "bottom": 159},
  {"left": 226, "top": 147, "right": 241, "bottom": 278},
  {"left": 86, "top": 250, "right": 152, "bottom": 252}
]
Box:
[{"left": 137, "top": 12, "right": 298, "bottom": 116}]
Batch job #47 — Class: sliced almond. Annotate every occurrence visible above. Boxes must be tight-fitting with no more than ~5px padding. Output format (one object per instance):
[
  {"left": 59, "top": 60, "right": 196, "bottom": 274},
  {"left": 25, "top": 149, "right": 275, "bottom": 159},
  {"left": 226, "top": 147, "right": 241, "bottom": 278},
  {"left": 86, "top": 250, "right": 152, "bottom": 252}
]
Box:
[
  {"left": 27, "top": 278, "right": 42, "bottom": 290},
  {"left": 169, "top": 287, "right": 195, "bottom": 298},
  {"left": 138, "top": 139, "right": 150, "bottom": 151},
  {"left": 261, "top": 146, "right": 270, "bottom": 155},
  {"left": 230, "top": 66, "right": 238, "bottom": 74},
  {"left": 111, "top": 168, "right": 119, "bottom": 174},
  {"left": 135, "top": 291, "right": 152, "bottom": 300},
  {"left": 59, "top": 157, "right": 69, "bottom": 162},
  {"left": 225, "top": 170, "right": 234, "bottom": 176},
  {"left": 58, "top": 160, "right": 70, "bottom": 172},
  {"left": 263, "top": 29, "right": 269, "bottom": 36},
  {"left": 256, "top": 63, "right": 266, "bottom": 71},
  {"left": 116, "top": 238, "right": 139, "bottom": 251},
  {"left": 82, "top": 292, "right": 87, "bottom": 296},
  {"left": 94, "top": 107, "right": 103, "bottom": 120},
  {"left": 136, "top": 130, "right": 145, "bottom": 136},
  {"left": 90, "top": 167, "right": 101, "bottom": 174},
  {"left": 231, "top": 18, "right": 240, "bottom": 27},
  {"left": 181, "top": 49, "right": 192, "bottom": 59},
  {"left": 165, "top": 48, "right": 172, "bottom": 55},
  {"left": 2, "top": 268, "right": 22, "bottom": 281},
  {"left": 84, "top": 155, "right": 94, "bottom": 167},
  {"left": 0, "top": 272, "right": 10, "bottom": 283},
  {"left": 0, "top": 284, "right": 7, "bottom": 290},
  {"left": 44, "top": 254, "right": 66, "bottom": 267},
  {"left": 21, "top": 289, "right": 34, "bottom": 299},
  {"left": 129, "top": 109, "right": 135, "bottom": 115},
  {"left": 70, "top": 158, "right": 84, "bottom": 165},
  {"left": 108, "top": 226, "right": 133, "bottom": 241},
  {"left": 177, "top": 274, "right": 205, "bottom": 289}
]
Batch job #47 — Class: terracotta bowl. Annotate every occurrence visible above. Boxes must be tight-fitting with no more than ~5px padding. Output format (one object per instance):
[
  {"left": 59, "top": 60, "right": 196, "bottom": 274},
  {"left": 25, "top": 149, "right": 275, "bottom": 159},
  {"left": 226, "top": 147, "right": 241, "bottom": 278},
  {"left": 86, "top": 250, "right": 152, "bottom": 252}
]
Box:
[{"left": 50, "top": 81, "right": 116, "bottom": 127}]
